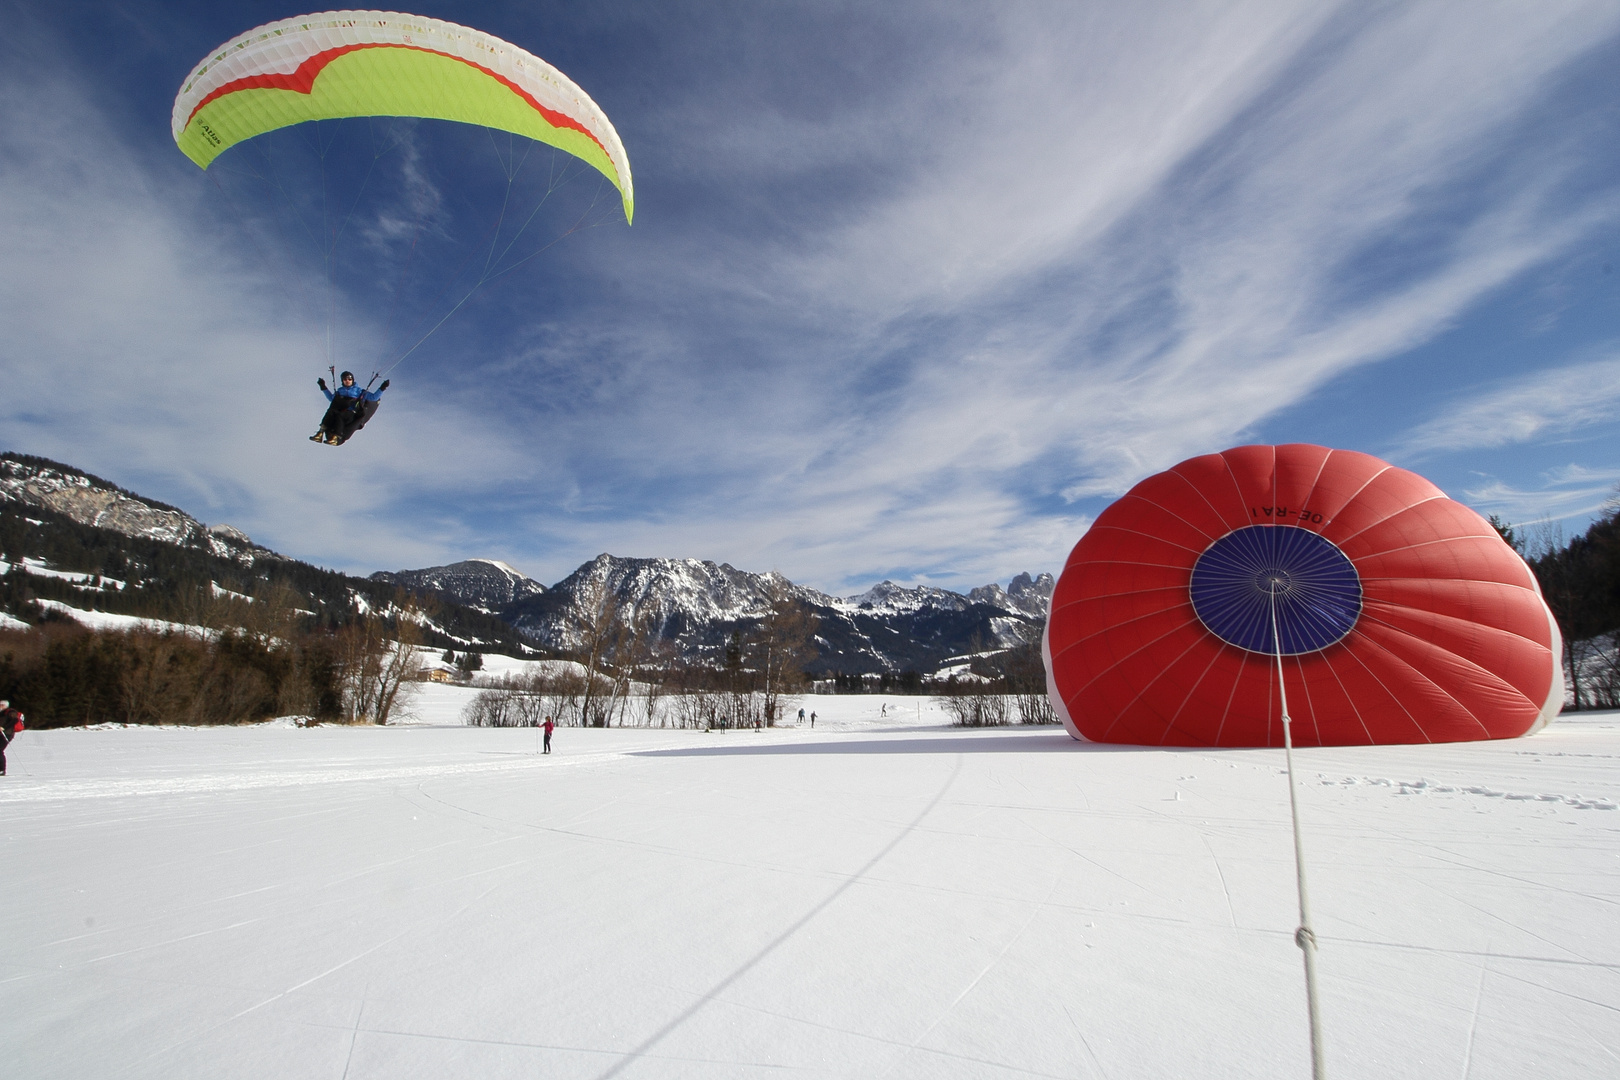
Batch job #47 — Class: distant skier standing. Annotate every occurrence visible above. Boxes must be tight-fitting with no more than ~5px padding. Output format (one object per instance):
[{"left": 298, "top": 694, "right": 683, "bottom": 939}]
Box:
[
  {"left": 542, "top": 716, "right": 554, "bottom": 755},
  {"left": 798, "top": 707, "right": 806, "bottom": 725},
  {"left": 0, "top": 700, "right": 23, "bottom": 776},
  {"left": 810, "top": 711, "right": 816, "bottom": 728}
]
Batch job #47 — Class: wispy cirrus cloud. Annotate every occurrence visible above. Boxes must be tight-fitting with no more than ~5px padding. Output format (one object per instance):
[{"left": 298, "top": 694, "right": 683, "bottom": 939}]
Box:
[
  {"left": 579, "top": 0, "right": 1620, "bottom": 582},
  {"left": 1463, "top": 463, "right": 1620, "bottom": 528},
  {"left": 1399, "top": 356, "right": 1620, "bottom": 455},
  {"left": 5, "top": 1, "right": 1620, "bottom": 593}
]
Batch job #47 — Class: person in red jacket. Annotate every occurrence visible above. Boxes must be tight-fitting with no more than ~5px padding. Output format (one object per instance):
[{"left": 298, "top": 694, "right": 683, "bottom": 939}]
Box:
[
  {"left": 0, "top": 699, "right": 23, "bottom": 776},
  {"left": 542, "top": 715, "right": 554, "bottom": 755}
]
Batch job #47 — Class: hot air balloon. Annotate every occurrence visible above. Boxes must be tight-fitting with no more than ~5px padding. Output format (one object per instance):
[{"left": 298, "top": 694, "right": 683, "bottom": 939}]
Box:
[{"left": 1043, "top": 445, "right": 1563, "bottom": 746}]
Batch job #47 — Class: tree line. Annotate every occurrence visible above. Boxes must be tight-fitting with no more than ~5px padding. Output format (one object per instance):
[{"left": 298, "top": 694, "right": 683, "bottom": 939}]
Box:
[
  {"left": 929, "top": 639, "right": 1055, "bottom": 725},
  {"left": 0, "top": 495, "right": 536, "bottom": 727},
  {"left": 1500, "top": 504, "right": 1620, "bottom": 709},
  {"left": 466, "top": 575, "right": 824, "bottom": 729},
  {"left": 0, "top": 584, "right": 429, "bottom": 729}
]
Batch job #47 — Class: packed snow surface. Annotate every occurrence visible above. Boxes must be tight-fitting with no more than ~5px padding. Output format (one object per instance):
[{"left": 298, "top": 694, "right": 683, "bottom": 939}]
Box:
[{"left": 1, "top": 706, "right": 1616, "bottom": 1079}]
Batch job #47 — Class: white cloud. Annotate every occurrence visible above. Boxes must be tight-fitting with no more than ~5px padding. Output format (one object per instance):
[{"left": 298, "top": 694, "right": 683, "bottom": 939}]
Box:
[
  {"left": 5, "top": 3, "right": 1620, "bottom": 593},
  {"left": 0, "top": 55, "right": 536, "bottom": 571},
  {"left": 582, "top": 2, "right": 1620, "bottom": 528},
  {"left": 1462, "top": 464, "right": 1620, "bottom": 529},
  {"left": 646, "top": 0, "right": 1620, "bottom": 567},
  {"left": 1400, "top": 356, "right": 1620, "bottom": 455}
]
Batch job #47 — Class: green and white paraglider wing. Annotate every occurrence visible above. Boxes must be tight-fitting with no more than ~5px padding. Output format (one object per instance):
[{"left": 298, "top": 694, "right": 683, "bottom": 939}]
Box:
[{"left": 172, "top": 10, "right": 633, "bottom": 223}]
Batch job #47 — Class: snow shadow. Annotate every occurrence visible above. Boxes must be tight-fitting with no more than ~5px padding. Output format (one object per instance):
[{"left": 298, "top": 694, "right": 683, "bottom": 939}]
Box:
[{"left": 631, "top": 732, "right": 1103, "bottom": 756}]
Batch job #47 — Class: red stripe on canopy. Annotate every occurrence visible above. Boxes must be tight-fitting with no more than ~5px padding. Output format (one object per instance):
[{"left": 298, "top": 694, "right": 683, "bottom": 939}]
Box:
[{"left": 186, "top": 43, "right": 606, "bottom": 162}]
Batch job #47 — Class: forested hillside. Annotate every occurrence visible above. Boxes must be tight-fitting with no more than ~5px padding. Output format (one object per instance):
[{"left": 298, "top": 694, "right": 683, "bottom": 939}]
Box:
[
  {"left": 1520, "top": 506, "right": 1620, "bottom": 708},
  {"left": 0, "top": 457, "right": 539, "bottom": 727},
  {"left": 0, "top": 501, "right": 529, "bottom": 650}
]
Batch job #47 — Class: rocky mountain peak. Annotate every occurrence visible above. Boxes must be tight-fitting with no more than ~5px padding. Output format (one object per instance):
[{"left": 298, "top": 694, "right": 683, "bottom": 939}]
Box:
[
  {"left": 844, "top": 580, "right": 970, "bottom": 615},
  {"left": 371, "top": 558, "right": 547, "bottom": 613},
  {"left": 970, "top": 572, "right": 1054, "bottom": 619},
  {"left": 1, "top": 453, "right": 265, "bottom": 563},
  {"left": 535, "top": 555, "right": 802, "bottom": 635}
]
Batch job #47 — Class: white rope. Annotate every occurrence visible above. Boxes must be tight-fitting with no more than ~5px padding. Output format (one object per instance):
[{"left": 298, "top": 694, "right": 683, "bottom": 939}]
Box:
[{"left": 1270, "top": 588, "right": 1327, "bottom": 1079}]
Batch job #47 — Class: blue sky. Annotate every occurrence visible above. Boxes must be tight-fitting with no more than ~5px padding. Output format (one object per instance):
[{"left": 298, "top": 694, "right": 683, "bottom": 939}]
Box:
[{"left": 3, "top": 1, "right": 1619, "bottom": 594}]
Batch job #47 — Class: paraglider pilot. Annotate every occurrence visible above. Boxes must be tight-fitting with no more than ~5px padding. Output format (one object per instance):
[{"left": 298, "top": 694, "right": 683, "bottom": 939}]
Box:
[{"left": 312, "top": 371, "right": 388, "bottom": 445}]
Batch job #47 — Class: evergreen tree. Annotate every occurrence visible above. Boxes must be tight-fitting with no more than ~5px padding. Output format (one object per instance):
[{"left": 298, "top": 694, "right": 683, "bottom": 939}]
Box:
[{"left": 1527, "top": 502, "right": 1620, "bottom": 709}]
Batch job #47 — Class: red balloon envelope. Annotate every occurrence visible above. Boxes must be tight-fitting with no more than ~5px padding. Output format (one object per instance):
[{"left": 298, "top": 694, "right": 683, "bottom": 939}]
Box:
[{"left": 1044, "top": 445, "right": 1563, "bottom": 746}]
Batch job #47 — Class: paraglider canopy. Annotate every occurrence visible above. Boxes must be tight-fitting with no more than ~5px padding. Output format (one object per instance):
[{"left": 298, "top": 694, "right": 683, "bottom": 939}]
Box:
[{"left": 171, "top": 10, "right": 633, "bottom": 223}]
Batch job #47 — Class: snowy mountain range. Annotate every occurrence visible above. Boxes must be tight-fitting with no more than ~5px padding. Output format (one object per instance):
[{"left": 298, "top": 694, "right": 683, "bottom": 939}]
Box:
[
  {"left": 2, "top": 451, "right": 1054, "bottom": 675},
  {"left": 380, "top": 553, "right": 1054, "bottom": 676},
  {"left": 0, "top": 454, "right": 271, "bottom": 565},
  {"left": 0, "top": 453, "right": 529, "bottom": 654}
]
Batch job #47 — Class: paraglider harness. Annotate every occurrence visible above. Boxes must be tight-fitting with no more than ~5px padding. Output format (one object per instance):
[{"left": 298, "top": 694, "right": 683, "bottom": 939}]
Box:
[{"left": 313, "top": 367, "right": 388, "bottom": 446}]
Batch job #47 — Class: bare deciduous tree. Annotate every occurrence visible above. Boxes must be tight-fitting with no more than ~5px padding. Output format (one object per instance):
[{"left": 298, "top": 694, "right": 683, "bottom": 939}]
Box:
[
  {"left": 333, "top": 595, "right": 425, "bottom": 724},
  {"left": 748, "top": 579, "right": 819, "bottom": 727},
  {"left": 566, "top": 576, "right": 621, "bottom": 727}
]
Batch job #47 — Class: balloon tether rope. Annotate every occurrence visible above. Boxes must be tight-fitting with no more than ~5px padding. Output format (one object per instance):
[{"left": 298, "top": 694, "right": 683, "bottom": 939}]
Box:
[{"left": 1270, "top": 588, "right": 1327, "bottom": 1080}]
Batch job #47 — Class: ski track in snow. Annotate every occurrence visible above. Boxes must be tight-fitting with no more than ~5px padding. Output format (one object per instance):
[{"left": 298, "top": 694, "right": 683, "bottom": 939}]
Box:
[
  {"left": 592, "top": 755, "right": 967, "bottom": 1080},
  {"left": 0, "top": 745, "right": 640, "bottom": 804},
  {"left": 1, "top": 708, "right": 1617, "bottom": 1079}
]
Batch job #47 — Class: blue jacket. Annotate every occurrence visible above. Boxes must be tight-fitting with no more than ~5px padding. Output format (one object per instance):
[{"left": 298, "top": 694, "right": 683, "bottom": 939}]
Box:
[{"left": 323, "top": 382, "right": 384, "bottom": 404}]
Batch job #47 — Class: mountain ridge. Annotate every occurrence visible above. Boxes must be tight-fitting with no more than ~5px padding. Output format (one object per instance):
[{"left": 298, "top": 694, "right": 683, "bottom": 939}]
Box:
[
  {"left": 2, "top": 451, "right": 1055, "bottom": 677},
  {"left": 370, "top": 558, "right": 547, "bottom": 613},
  {"left": 1, "top": 453, "right": 272, "bottom": 564},
  {"left": 0, "top": 452, "right": 530, "bottom": 654},
  {"left": 382, "top": 552, "right": 1054, "bottom": 676}
]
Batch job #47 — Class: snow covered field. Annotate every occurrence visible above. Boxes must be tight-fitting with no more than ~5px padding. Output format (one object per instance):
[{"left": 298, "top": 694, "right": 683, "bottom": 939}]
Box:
[{"left": 1, "top": 706, "right": 1616, "bottom": 1079}]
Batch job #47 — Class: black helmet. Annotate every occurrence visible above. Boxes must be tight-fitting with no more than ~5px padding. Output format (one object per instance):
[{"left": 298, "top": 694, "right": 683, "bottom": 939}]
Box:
[{"left": 340, "top": 370, "right": 355, "bottom": 380}]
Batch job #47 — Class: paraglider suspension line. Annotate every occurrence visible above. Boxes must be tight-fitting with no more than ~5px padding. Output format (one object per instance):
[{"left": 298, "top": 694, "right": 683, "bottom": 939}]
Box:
[
  {"left": 1269, "top": 588, "right": 1327, "bottom": 1080},
  {"left": 375, "top": 148, "right": 614, "bottom": 379}
]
